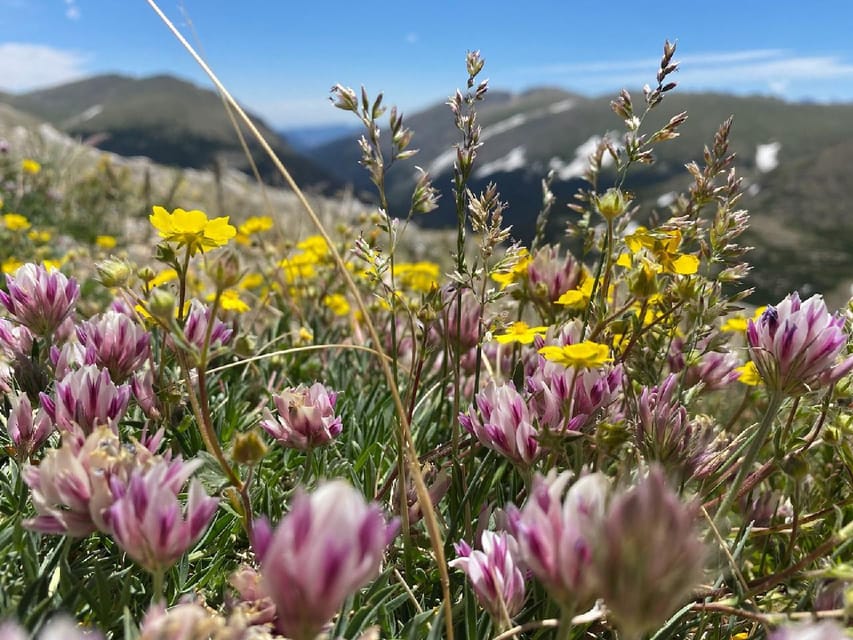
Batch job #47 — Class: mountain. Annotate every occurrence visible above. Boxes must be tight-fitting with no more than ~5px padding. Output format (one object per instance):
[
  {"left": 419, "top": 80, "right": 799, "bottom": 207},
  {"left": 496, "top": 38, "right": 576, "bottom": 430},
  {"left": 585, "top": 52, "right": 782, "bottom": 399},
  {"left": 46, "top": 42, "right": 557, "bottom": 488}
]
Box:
[
  {"left": 280, "top": 124, "right": 360, "bottom": 151},
  {"left": 310, "top": 88, "right": 853, "bottom": 304},
  {"left": 3, "top": 74, "right": 338, "bottom": 191}
]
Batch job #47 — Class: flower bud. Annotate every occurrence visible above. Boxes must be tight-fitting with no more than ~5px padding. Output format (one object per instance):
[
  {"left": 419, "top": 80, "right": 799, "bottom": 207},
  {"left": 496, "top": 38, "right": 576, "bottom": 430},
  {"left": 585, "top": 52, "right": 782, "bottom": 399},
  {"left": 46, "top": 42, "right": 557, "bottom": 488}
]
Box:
[
  {"left": 233, "top": 430, "right": 268, "bottom": 466},
  {"left": 147, "top": 288, "right": 176, "bottom": 322},
  {"left": 96, "top": 257, "right": 132, "bottom": 288},
  {"left": 595, "top": 188, "right": 630, "bottom": 222}
]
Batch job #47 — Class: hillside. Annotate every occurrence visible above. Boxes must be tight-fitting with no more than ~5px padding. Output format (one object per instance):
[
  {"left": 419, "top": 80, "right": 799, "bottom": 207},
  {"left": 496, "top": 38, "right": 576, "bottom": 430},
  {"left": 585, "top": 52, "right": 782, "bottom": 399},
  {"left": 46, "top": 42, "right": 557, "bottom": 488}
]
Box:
[
  {"left": 311, "top": 88, "right": 853, "bottom": 304},
  {"left": 3, "top": 74, "right": 339, "bottom": 192}
]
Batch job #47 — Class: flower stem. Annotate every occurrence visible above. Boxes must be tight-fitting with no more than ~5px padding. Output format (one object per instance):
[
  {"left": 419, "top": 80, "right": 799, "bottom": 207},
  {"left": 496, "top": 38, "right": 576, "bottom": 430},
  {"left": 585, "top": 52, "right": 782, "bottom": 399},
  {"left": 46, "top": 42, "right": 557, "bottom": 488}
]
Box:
[
  {"left": 713, "top": 391, "right": 785, "bottom": 531},
  {"left": 151, "top": 567, "right": 165, "bottom": 605},
  {"left": 556, "top": 606, "right": 575, "bottom": 640}
]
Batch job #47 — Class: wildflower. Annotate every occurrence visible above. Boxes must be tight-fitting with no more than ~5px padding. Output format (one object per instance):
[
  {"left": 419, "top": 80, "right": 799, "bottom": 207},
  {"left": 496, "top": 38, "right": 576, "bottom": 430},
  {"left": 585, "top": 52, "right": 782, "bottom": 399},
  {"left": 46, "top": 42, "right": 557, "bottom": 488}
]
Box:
[
  {"left": 525, "top": 246, "right": 583, "bottom": 303},
  {"left": 323, "top": 293, "right": 351, "bottom": 316},
  {"left": 450, "top": 530, "right": 526, "bottom": 624},
  {"left": 297, "top": 234, "right": 330, "bottom": 259},
  {"left": 95, "top": 235, "right": 117, "bottom": 249},
  {"left": 105, "top": 458, "right": 218, "bottom": 573},
  {"left": 180, "top": 299, "right": 233, "bottom": 354},
  {"left": 635, "top": 374, "right": 708, "bottom": 479},
  {"left": 491, "top": 249, "right": 530, "bottom": 288},
  {"left": 238, "top": 215, "right": 273, "bottom": 236},
  {"left": 258, "top": 480, "right": 398, "bottom": 640},
  {"left": 40, "top": 365, "right": 131, "bottom": 439},
  {"left": 393, "top": 261, "right": 440, "bottom": 293},
  {"left": 0, "top": 617, "right": 100, "bottom": 639},
  {"left": 538, "top": 341, "right": 612, "bottom": 369},
  {"left": 625, "top": 227, "right": 699, "bottom": 275},
  {"left": 459, "top": 382, "right": 539, "bottom": 465},
  {"left": 721, "top": 306, "right": 766, "bottom": 333},
  {"left": 736, "top": 360, "right": 762, "bottom": 386},
  {"left": 278, "top": 252, "right": 318, "bottom": 282},
  {"left": 594, "top": 187, "right": 630, "bottom": 221},
  {"left": 27, "top": 229, "right": 51, "bottom": 243},
  {"left": 555, "top": 276, "right": 594, "bottom": 309},
  {"left": 507, "top": 471, "right": 608, "bottom": 609},
  {"left": 213, "top": 289, "right": 249, "bottom": 313},
  {"left": 3, "top": 213, "right": 30, "bottom": 231},
  {"left": 260, "top": 382, "right": 343, "bottom": 450},
  {"left": 746, "top": 292, "right": 853, "bottom": 395},
  {"left": 139, "top": 602, "right": 227, "bottom": 640},
  {"left": 131, "top": 369, "right": 161, "bottom": 420},
  {"left": 596, "top": 467, "right": 705, "bottom": 640},
  {"left": 494, "top": 321, "right": 548, "bottom": 345},
  {"left": 23, "top": 426, "right": 131, "bottom": 536},
  {"left": 5, "top": 391, "right": 53, "bottom": 461},
  {"left": 0, "top": 263, "right": 79, "bottom": 337},
  {"left": 77, "top": 309, "right": 151, "bottom": 383},
  {"left": 149, "top": 205, "right": 236, "bottom": 255},
  {"left": 527, "top": 359, "right": 623, "bottom": 432},
  {"left": 21, "top": 158, "right": 41, "bottom": 174}
]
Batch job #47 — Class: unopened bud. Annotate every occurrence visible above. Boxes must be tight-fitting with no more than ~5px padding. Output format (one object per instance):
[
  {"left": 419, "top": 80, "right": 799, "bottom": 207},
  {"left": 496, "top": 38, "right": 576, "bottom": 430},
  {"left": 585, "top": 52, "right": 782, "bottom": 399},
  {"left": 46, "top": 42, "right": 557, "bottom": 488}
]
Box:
[
  {"left": 96, "top": 257, "right": 132, "bottom": 287},
  {"left": 147, "top": 288, "right": 176, "bottom": 322},
  {"left": 208, "top": 249, "right": 241, "bottom": 291},
  {"left": 595, "top": 188, "right": 629, "bottom": 222},
  {"left": 233, "top": 430, "right": 268, "bottom": 466}
]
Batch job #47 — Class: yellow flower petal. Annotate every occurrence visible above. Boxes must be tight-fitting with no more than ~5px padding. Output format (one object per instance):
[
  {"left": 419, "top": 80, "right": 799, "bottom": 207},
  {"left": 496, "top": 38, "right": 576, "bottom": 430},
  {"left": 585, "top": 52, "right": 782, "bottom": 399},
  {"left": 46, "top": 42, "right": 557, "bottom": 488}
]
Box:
[
  {"left": 538, "top": 341, "right": 612, "bottom": 368},
  {"left": 670, "top": 253, "right": 700, "bottom": 275}
]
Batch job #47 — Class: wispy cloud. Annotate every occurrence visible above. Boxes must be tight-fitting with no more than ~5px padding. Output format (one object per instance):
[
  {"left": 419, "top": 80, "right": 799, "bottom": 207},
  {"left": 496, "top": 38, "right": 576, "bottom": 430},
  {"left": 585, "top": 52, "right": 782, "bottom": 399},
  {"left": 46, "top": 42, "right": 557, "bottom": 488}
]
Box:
[
  {"left": 0, "top": 43, "right": 90, "bottom": 92},
  {"left": 64, "top": 0, "right": 80, "bottom": 20},
  {"left": 513, "top": 49, "right": 853, "bottom": 99},
  {"left": 405, "top": 32, "right": 418, "bottom": 45}
]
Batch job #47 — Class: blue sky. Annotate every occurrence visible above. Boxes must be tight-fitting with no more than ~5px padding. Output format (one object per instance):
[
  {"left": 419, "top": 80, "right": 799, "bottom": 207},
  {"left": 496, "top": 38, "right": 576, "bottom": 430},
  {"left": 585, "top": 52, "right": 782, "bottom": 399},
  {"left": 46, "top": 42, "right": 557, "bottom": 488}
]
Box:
[{"left": 2, "top": 1, "right": 853, "bottom": 127}]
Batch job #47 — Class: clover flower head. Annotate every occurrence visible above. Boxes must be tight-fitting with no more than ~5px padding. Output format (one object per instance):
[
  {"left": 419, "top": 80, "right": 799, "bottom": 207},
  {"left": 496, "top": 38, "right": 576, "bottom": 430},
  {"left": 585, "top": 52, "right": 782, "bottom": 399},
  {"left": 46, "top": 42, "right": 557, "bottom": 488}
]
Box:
[
  {"left": 260, "top": 382, "right": 343, "bottom": 451},
  {"left": 459, "top": 382, "right": 539, "bottom": 465},
  {"left": 0, "top": 263, "right": 79, "bottom": 337},
  {"left": 747, "top": 292, "right": 853, "bottom": 395}
]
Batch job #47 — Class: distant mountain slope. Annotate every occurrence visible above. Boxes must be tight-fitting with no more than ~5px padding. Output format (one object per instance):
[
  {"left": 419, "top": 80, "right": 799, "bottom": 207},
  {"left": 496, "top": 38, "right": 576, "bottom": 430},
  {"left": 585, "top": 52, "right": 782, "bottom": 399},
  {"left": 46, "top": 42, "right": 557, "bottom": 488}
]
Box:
[
  {"left": 4, "top": 74, "right": 339, "bottom": 191},
  {"left": 311, "top": 88, "right": 853, "bottom": 303}
]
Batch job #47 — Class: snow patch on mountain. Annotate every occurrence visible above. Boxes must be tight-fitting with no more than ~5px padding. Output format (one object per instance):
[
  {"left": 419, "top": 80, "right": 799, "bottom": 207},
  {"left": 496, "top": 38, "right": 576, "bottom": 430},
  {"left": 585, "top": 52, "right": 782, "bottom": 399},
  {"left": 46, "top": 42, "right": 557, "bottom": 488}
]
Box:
[
  {"left": 548, "top": 135, "right": 612, "bottom": 180},
  {"left": 755, "top": 142, "right": 781, "bottom": 173},
  {"left": 475, "top": 146, "right": 527, "bottom": 178}
]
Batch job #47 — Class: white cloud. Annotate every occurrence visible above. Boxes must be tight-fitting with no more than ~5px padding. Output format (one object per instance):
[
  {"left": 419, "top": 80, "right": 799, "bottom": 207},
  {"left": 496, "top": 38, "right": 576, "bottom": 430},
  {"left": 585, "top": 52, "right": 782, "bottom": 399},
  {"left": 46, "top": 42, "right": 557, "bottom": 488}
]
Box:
[
  {"left": 0, "top": 43, "right": 89, "bottom": 92},
  {"left": 64, "top": 0, "right": 80, "bottom": 20},
  {"left": 515, "top": 49, "right": 853, "bottom": 99}
]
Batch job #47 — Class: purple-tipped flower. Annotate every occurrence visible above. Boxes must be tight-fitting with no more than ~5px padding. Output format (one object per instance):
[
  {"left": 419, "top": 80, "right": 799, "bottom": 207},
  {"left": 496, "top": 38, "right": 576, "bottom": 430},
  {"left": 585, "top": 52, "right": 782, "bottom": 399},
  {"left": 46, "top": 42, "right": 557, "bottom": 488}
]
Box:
[
  {"left": 635, "top": 374, "right": 709, "bottom": 479},
  {"left": 747, "top": 292, "right": 853, "bottom": 395},
  {"left": 41, "top": 365, "right": 131, "bottom": 439},
  {"left": 526, "top": 358, "right": 623, "bottom": 433},
  {"left": 77, "top": 309, "right": 151, "bottom": 383},
  {"left": 181, "top": 299, "right": 233, "bottom": 354},
  {"left": 6, "top": 391, "right": 54, "bottom": 460},
  {"left": 507, "top": 471, "right": 608, "bottom": 609},
  {"left": 596, "top": 467, "right": 705, "bottom": 640},
  {"left": 260, "top": 480, "right": 398, "bottom": 640},
  {"left": 768, "top": 621, "right": 847, "bottom": 640},
  {"left": 105, "top": 458, "right": 218, "bottom": 573},
  {"left": 139, "top": 601, "right": 227, "bottom": 640},
  {"left": 459, "top": 382, "right": 539, "bottom": 465},
  {"left": 525, "top": 245, "right": 583, "bottom": 305},
  {"left": 450, "top": 530, "right": 526, "bottom": 623},
  {"left": 23, "top": 426, "right": 131, "bottom": 536},
  {"left": 260, "top": 382, "right": 343, "bottom": 450},
  {"left": 0, "top": 263, "right": 79, "bottom": 337}
]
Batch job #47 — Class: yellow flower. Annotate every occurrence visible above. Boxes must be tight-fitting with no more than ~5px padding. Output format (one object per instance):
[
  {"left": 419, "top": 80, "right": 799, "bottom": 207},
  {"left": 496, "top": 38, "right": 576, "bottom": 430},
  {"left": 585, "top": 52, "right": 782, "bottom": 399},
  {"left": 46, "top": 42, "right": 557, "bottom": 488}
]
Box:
[
  {"left": 625, "top": 227, "right": 699, "bottom": 275},
  {"left": 736, "top": 361, "right": 762, "bottom": 386},
  {"left": 722, "top": 306, "right": 767, "bottom": 333},
  {"left": 95, "top": 235, "right": 117, "bottom": 249},
  {"left": 323, "top": 293, "right": 351, "bottom": 316},
  {"left": 279, "top": 252, "right": 318, "bottom": 282},
  {"left": 3, "top": 213, "right": 30, "bottom": 231},
  {"left": 239, "top": 272, "right": 265, "bottom": 290},
  {"left": 297, "top": 326, "right": 314, "bottom": 343},
  {"left": 28, "top": 229, "right": 51, "bottom": 243},
  {"left": 297, "top": 235, "right": 330, "bottom": 259},
  {"left": 216, "top": 289, "right": 249, "bottom": 313},
  {"left": 495, "top": 321, "right": 548, "bottom": 345},
  {"left": 21, "top": 159, "right": 41, "bottom": 175},
  {"left": 149, "top": 206, "right": 236, "bottom": 255},
  {"left": 556, "top": 276, "right": 595, "bottom": 309},
  {"left": 149, "top": 268, "right": 178, "bottom": 288},
  {"left": 393, "top": 261, "right": 440, "bottom": 293},
  {"left": 538, "top": 341, "right": 612, "bottom": 368},
  {"left": 238, "top": 216, "right": 273, "bottom": 236},
  {"left": 491, "top": 249, "right": 531, "bottom": 288},
  {"left": 2, "top": 258, "right": 22, "bottom": 274}
]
